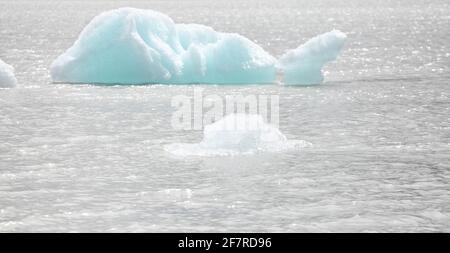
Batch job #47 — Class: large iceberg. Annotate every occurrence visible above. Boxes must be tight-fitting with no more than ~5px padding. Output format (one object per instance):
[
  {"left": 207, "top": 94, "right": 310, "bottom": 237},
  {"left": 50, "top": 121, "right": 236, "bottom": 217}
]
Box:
[
  {"left": 165, "top": 113, "right": 311, "bottom": 156},
  {"left": 51, "top": 8, "right": 276, "bottom": 84},
  {"left": 0, "top": 58, "right": 17, "bottom": 88},
  {"left": 51, "top": 8, "right": 346, "bottom": 85}
]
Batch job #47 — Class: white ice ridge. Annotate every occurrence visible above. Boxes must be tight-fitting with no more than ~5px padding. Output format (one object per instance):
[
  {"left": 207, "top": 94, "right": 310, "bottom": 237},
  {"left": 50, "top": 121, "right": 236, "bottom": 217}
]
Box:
[
  {"left": 51, "top": 8, "right": 346, "bottom": 85},
  {"left": 165, "top": 114, "right": 311, "bottom": 156},
  {"left": 278, "top": 30, "right": 347, "bottom": 85},
  {"left": 0, "top": 58, "right": 17, "bottom": 88}
]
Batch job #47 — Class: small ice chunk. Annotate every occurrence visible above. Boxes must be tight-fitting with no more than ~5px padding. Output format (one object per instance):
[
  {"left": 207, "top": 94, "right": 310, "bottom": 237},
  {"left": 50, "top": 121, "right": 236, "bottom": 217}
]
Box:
[
  {"left": 278, "top": 30, "right": 347, "bottom": 85},
  {"left": 0, "top": 58, "right": 17, "bottom": 88},
  {"left": 201, "top": 113, "right": 287, "bottom": 151},
  {"left": 165, "top": 114, "right": 311, "bottom": 156},
  {"left": 159, "top": 189, "right": 193, "bottom": 200}
]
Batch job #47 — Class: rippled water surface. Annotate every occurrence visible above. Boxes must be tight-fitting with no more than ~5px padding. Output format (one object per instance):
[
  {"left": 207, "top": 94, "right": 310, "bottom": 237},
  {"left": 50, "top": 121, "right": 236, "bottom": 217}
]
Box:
[{"left": 0, "top": 0, "right": 449, "bottom": 232}]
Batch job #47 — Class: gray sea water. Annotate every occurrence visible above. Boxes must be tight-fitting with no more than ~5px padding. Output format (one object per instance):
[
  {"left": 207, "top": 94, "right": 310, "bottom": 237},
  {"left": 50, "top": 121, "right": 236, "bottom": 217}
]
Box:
[{"left": 1, "top": 0, "right": 450, "bottom": 232}]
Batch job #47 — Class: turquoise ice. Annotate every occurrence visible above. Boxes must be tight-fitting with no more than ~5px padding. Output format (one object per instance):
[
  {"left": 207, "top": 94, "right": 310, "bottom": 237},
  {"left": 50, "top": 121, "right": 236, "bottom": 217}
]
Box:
[
  {"left": 51, "top": 8, "right": 346, "bottom": 85},
  {"left": 0, "top": 58, "right": 17, "bottom": 88}
]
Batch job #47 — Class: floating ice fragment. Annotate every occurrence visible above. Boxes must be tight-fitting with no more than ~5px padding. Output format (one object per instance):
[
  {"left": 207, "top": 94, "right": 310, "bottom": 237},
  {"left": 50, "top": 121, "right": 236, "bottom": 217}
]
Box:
[
  {"left": 51, "top": 8, "right": 346, "bottom": 85},
  {"left": 0, "top": 58, "right": 17, "bottom": 88},
  {"left": 159, "top": 189, "right": 193, "bottom": 200},
  {"left": 278, "top": 30, "right": 347, "bottom": 85},
  {"left": 165, "top": 114, "right": 311, "bottom": 156}
]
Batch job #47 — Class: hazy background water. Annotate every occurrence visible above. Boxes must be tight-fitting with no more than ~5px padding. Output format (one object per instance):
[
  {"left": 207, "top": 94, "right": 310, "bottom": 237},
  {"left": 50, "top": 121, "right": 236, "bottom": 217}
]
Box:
[{"left": 0, "top": 0, "right": 449, "bottom": 232}]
